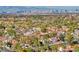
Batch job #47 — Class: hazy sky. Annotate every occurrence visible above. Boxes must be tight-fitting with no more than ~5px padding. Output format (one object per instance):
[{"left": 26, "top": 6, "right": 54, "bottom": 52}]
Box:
[{"left": 0, "top": 0, "right": 78, "bottom": 6}]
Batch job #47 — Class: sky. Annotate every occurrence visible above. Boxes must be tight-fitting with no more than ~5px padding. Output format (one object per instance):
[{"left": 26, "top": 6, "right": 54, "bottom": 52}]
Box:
[{"left": 0, "top": 0, "right": 78, "bottom": 6}]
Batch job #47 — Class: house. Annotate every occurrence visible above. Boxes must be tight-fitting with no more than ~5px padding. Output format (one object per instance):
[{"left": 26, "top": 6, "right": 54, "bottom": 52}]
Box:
[
  {"left": 0, "top": 36, "right": 5, "bottom": 41},
  {"left": 11, "top": 39, "right": 17, "bottom": 45}
]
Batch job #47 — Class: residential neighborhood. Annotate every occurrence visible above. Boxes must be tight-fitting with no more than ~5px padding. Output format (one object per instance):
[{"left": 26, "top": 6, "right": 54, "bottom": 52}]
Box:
[{"left": 0, "top": 14, "right": 79, "bottom": 52}]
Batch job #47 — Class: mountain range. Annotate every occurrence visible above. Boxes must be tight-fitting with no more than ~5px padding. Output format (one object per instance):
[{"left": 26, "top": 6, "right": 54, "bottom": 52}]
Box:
[{"left": 0, "top": 6, "right": 79, "bottom": 14}]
